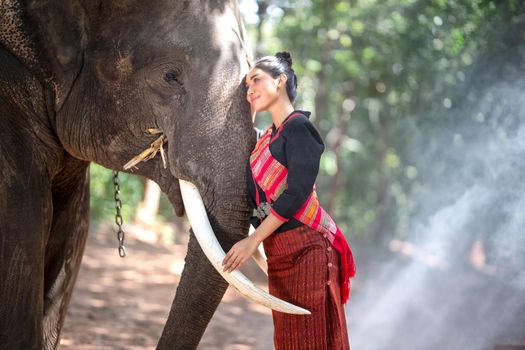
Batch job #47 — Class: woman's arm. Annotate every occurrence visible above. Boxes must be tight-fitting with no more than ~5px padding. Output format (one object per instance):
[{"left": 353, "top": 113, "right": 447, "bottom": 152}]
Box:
[
  {"left": 270, "top": 117, "right": 324, "bottom": 220},
  {"left": 222, "top": 212, "right": 285, "bottom": 273}
]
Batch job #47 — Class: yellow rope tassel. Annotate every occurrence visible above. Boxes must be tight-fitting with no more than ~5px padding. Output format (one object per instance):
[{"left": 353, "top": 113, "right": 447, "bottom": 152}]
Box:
[{"left": 123, "top": 129, "right": 167, "bottom": 170}]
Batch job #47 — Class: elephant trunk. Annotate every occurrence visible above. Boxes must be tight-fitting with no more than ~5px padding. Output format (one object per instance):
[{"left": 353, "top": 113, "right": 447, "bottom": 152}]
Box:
[
  {"left": 156, "top": 78, "right": 253, "bottom": 348},
  {"left": 156, "top": 169, "right": 249, "bottom": 349},
  {"left": 157, "top": 228, "right": 229, "bottom": 350}
]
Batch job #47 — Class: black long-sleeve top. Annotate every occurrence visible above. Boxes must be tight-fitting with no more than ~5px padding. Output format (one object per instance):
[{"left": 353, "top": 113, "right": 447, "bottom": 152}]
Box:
[{"left": 247, "top": 110, "right": 325, "bottom": 233}]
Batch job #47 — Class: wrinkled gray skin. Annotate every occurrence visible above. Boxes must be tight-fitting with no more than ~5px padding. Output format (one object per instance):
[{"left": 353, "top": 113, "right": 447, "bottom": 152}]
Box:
[{"left": 0, "top": 1, "right": 255, "bottom": 349}]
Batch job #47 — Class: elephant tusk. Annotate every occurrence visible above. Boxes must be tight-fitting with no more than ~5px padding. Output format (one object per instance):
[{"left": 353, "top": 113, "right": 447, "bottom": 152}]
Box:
[
  {"left": 178, "top": 179, "right": 310, "bottom": 315},
  {"left": 249, "top": 225, "right": 268, "bottom": 276}
]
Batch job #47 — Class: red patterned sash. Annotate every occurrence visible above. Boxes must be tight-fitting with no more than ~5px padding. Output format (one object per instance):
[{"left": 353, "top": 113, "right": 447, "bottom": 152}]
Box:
[{"left": 250, "top": 113, "right": 356, "bottom": 303}]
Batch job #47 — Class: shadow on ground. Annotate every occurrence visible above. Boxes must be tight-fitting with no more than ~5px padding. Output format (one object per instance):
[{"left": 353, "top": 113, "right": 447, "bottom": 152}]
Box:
[{"left": 61, "top": 223, "right": 274, "bottom": 350}]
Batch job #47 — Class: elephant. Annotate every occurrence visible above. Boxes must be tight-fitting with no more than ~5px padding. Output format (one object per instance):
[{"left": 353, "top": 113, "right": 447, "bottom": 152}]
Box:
[{"left": 0, "top": 1, "right": 302, "bottom": 349}]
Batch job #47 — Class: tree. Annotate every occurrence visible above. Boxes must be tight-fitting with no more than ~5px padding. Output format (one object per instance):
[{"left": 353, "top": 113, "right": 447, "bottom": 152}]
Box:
[{"left": 241, "top": 0, "right": 525, "bottom": 257}]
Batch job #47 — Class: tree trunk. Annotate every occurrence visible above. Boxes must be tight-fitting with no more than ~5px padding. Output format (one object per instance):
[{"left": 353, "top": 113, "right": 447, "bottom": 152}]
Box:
[
  {"left": 369, "top": 100, "right": 390, "bottom": 246},
  {"left": 255, "top": 1, "right": 270, "bottom": 57},
  {"left": 327, "top": 117, "right": 350, "bottom": 214}
]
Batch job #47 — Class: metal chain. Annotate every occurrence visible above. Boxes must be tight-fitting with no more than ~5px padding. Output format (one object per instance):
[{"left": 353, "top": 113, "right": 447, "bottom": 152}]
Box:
[{"left": 113, "top": 171, "right": 126, "bottom": 257}]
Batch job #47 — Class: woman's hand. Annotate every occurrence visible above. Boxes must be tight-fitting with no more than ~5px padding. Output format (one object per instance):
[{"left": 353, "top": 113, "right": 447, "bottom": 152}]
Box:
[
  {"left": 222, "top": 212, "right": 286, "bottom": 273},
  {"left": 222, "top": 236, "right": 260, "bottom": 273}
]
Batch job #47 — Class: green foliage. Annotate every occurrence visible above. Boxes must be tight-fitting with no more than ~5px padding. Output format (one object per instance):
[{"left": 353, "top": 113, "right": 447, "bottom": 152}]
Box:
[
  {"left": 243, "top": 0, "right": 525, "bottom": 249},
  {"left": 89, "top": 164, "right": 145, "bottom": 224},
  {"left": 87, "top": 1, "right": 524, "bottom": 254}
]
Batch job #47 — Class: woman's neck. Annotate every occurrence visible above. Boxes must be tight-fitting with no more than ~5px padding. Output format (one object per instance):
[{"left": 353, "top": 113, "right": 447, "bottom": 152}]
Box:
[{"left": 269, "top": 98, "right": 295, "bottom": 129}]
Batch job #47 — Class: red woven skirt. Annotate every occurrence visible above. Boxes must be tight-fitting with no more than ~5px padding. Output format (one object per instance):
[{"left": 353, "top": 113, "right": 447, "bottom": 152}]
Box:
[{"left": 263, "top": 225, "right": 350, "bottom": 350}]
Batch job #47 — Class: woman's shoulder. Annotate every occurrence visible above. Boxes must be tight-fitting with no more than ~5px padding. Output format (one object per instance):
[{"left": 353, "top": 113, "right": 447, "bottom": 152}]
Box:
[
  {"left": 285, "top": 110, "right": 314, "bottom": 129},
  {"left": 283, "top": 111, "right": 324, "bottom": 145}
]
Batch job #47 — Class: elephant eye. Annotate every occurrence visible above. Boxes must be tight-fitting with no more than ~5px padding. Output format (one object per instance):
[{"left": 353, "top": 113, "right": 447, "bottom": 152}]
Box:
[{"left": 164, "top": 69, "right": 182, "bottom": 85}]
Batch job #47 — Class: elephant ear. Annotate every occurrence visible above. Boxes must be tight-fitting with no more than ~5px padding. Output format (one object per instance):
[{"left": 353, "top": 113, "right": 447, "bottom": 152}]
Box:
[
  {"left": 0, "top": 1, "right": 86, "bottom": 110},
  {"left": 0, "top": 2, "right": 40, "bottom": 71}
]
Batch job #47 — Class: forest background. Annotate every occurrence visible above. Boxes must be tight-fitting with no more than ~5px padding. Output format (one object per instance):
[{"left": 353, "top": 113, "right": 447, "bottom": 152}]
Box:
[
  {"left": 87, "top": 1, "right": 524, "bottom": 348},
  {"left": 90, "top": 0, "right": 524, "bottom": 268}
]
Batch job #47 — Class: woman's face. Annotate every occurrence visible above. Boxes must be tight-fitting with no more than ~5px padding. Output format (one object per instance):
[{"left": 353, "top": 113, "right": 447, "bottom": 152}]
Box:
[{"left": 245, "top": 67, "right": 281, "bottom": 113}]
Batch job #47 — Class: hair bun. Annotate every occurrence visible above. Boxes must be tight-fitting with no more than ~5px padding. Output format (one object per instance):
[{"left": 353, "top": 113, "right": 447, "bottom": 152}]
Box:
[{"left": 276, "top": 51, "right": 293, "bottom": 67}]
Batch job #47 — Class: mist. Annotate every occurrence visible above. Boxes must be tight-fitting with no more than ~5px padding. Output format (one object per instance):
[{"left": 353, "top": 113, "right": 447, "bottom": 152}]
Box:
[{"left": 349, "top": 57, "right": 525, "bottom": 349}]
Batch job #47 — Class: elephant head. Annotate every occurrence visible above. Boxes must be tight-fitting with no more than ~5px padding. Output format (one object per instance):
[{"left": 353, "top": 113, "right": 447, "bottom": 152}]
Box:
[
  {"left": 39, "top": 1, "right": 253, "bottom": 223},
  {"left": 0, "top": 0, "right": 305, "bottom": 348}
]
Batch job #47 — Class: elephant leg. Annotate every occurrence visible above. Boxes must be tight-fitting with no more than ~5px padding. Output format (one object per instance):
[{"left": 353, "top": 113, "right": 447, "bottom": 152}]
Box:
[
  {"left": 0, "top": 157, "right": 89, "bottom": 350},
  {"left": 0, "top": 182, "right": 52, "bottom": 349},
  {"left": 157, "top": 230, "right": 231, "bottom": 350},
  {"left": 0, "top": 236, "right": 47, "bottom": 350},
  {"left": 42, "top": 161, "right": 90, "bottom": 350}
]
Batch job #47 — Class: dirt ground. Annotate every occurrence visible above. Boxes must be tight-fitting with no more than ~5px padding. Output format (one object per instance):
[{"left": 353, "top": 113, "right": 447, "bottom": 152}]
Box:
[
  {"left": 60, "top": 223, "right": 275, "bottom": 350},
  {"left": 52, "top": 220, "right": 525, "bottom": 350}
]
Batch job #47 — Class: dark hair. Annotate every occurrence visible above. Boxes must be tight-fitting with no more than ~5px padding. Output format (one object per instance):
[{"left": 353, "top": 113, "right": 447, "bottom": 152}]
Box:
[{"left": 253, "top": 51, "right": 298, "bottom": 103}]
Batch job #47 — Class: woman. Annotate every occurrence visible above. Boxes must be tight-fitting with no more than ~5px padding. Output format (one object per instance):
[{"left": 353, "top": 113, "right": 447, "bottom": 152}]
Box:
[{"left": 222, "top": 51, "right": 356, "bottom": 350}]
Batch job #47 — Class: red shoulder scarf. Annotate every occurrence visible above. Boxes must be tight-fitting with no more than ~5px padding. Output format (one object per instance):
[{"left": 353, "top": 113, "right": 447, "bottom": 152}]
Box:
[{"left": 250, "top": 112, "right": 356, "bottom": 303}]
